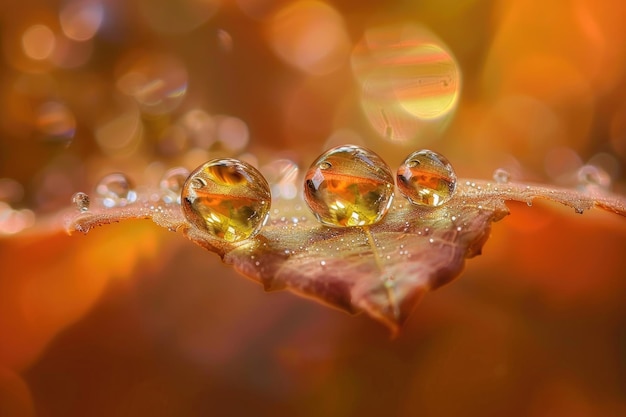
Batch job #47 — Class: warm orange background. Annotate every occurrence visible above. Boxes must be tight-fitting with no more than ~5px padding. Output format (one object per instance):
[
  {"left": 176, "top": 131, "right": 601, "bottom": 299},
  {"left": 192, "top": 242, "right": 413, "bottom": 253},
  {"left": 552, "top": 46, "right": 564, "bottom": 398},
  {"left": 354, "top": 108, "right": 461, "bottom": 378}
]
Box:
[{"left": 1, "top": 1, "right": 626, "bottom": 416}]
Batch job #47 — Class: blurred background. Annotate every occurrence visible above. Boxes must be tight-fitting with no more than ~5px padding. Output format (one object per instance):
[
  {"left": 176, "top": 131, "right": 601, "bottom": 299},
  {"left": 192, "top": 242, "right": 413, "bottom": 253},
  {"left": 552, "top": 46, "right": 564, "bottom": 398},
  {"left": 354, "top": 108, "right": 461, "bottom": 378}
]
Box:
[{"left": 1, "top": 0, "right": 626, "bottom": 416}]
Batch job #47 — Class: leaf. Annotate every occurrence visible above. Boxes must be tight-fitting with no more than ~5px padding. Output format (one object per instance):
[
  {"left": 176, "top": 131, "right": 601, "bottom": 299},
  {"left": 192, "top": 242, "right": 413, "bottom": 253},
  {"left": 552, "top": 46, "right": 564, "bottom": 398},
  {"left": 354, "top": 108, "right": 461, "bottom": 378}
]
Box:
[{"left": 65, "top": 179, "right": 626, "bottom": 333}]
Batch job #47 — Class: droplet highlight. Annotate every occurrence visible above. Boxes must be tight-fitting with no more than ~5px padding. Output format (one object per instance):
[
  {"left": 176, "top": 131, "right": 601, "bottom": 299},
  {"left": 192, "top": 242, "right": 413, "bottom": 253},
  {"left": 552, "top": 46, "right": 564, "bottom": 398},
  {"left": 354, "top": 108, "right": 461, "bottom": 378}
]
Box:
[
  {"left": 160, "top": 167, "right": 190, "bottom": 204},
  {"left": 182, "top": 159, "right": 271, "bottom": 242},
  {"left": 304, "top": 145, "right": 394, "bottom": 227},
  {"left": 95, "top": 173, "right": 137, "bottom": 208},
  {"left": 397, "top": 149, "right": 456, "bottom": 207},
  {"left": 72, "top": 191, "right": 90, "bottom": 212}
]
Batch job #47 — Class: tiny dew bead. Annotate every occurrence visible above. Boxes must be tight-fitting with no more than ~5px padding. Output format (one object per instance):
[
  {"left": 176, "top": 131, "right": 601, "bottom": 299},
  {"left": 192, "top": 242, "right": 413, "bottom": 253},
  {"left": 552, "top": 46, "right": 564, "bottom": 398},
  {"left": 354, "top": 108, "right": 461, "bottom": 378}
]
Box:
[
  {"left": 181, "top": 158, "right": 271, "bottom": 242},
  {"left": 396, "top": 149, "right": 457, "bottom": 207},
  {"left": 304, "top": 145, "right": 395, "bottom": 227}
]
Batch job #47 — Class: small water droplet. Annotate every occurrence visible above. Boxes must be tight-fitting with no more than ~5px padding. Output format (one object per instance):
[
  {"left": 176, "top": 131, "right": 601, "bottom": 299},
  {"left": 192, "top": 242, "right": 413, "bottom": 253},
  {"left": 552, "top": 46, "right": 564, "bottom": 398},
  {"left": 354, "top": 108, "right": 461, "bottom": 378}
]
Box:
[
  {"left": 181, "top": 158, "right": 271, "bottom": 242},
  {"left": 397, "top": 150, "right": 456, "bottom": 207},
  {"left": 574, "top": 207, "right": 584, "bottom": 214},
  {"left": 71, "top": 192, "right": 90, "bottom": 212},
  {"left": 492, "top": 168, "right": 511, "bottom": 184},
  {"left": 304, "top": 145, "right": 394, "bottom": 227},
  {"left": 320, "top": 260, "right": 327, "bottom": 267},
  {"left": 95, "top": 173, "right": 137, "bottom": 208},
  {"left": 527, "top": 201, "right": 533, "bottom": 207},
  {"left": 577, "top": 165, "right": 611, "bottom": 191},
  {"left": 160, "top": 167, "right": 190, "bottom": 204}
]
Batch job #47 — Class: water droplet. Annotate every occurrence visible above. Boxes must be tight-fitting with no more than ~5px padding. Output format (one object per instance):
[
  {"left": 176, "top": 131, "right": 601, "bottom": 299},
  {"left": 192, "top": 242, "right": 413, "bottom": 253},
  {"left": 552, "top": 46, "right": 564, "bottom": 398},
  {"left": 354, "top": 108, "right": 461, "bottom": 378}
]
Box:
[
  {"left": 181, "top": 158, "right": 271, "bottom": 242},
  {"left": 95, "top": 173, "right": 137, "bottom": 208},
  {"left": 574, "top": 207, "right": 584, "bottom": 214},
  {"left": 577, "top": 165, "right": 611, "bottom": 191},
  {"left": 493, "top": 168, "right": 511, "bottom": 184},
  {"left": 72, "top": 192, "right": 90, "bottom": 212},
  {"left": 160, "top": 167, "right": 190, "bottom": 204},
  {"left": 303, "top": 145, "right": 394, "bottom": 227},
  {"left": 396, "top": 149, "right": 456, "bottom": 207}
]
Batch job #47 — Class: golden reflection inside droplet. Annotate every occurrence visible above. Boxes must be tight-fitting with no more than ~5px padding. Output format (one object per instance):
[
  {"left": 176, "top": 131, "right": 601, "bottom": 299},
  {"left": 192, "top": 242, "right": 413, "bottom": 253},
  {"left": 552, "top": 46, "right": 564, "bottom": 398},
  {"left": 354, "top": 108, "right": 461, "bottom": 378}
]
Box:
[
  {"left": 268, "top": 0, "right": 350, "bottom": 75},
  {"left": 59, "top": 0, "right": 104, "bottom": 41},
  {"left": 352, "top": 24, "right": 460, "bottom": 144},
  {"left": 22, "top": 24, "right": 56, "bottom": 60}
]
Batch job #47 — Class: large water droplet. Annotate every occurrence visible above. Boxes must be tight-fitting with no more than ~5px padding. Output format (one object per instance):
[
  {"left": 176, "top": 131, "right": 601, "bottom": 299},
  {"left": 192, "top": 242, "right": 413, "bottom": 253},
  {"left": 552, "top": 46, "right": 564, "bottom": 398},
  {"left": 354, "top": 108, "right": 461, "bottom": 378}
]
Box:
[
  {"left": 397, "top": 150, "right": 456, "bottom": 207},
  {"left": 160, "top": 167, "right": 190, "bottom": 204},
  {"left": 304, "top": 145, "right": 394, "bottom": 227},
  {"left": 72, "top": 191, "right": 90, "bottom": 212},
  {"left": 181, "top": 159, "right": 271, "bottom": 242},
  {"left": 95, "top": 173, "right": 137, "bottom": 208}
]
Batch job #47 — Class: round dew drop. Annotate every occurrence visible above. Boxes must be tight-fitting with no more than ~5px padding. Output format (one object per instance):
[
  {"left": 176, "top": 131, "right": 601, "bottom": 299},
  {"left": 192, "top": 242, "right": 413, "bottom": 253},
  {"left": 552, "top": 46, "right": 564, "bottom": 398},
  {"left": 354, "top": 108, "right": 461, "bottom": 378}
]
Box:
[
  {"left": 72, "top": 192, "right": 90, "bottom": 212},
  {"left": 181, "top": 158, "right": 271, "bottom": 242},
  {"left": 303, "top": 145, "right": 395, "bottom": 227},
  {"left": 397, "top": 150, "right": 457, "bottom": 207}
]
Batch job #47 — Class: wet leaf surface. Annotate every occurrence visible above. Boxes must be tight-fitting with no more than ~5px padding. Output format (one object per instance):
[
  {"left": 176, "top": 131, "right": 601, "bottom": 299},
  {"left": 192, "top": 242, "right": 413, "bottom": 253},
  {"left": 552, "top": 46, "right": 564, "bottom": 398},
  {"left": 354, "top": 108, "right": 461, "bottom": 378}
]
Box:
[{"left": 65, "top": 180, "right": 626, "bottom": 332}]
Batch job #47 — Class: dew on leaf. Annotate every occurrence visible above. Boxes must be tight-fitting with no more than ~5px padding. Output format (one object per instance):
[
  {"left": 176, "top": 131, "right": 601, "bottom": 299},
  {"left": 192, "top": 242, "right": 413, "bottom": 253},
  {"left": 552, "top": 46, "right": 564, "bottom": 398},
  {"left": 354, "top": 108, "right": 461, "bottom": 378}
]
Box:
[
  {"left": 304, "top": 145, "right": 394, "bottom": 227},
  {"left": 71, "top": 192, "right": 90, "bottom": 212},
  {"left": 66, "top": 171, "right": 626, "bottom": 333},
  {"left": 397, "top": 150, "right": 456, "bottom": 207},
  {"left": 181, "top": 158, "right": 271, "bottom": 243}
]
